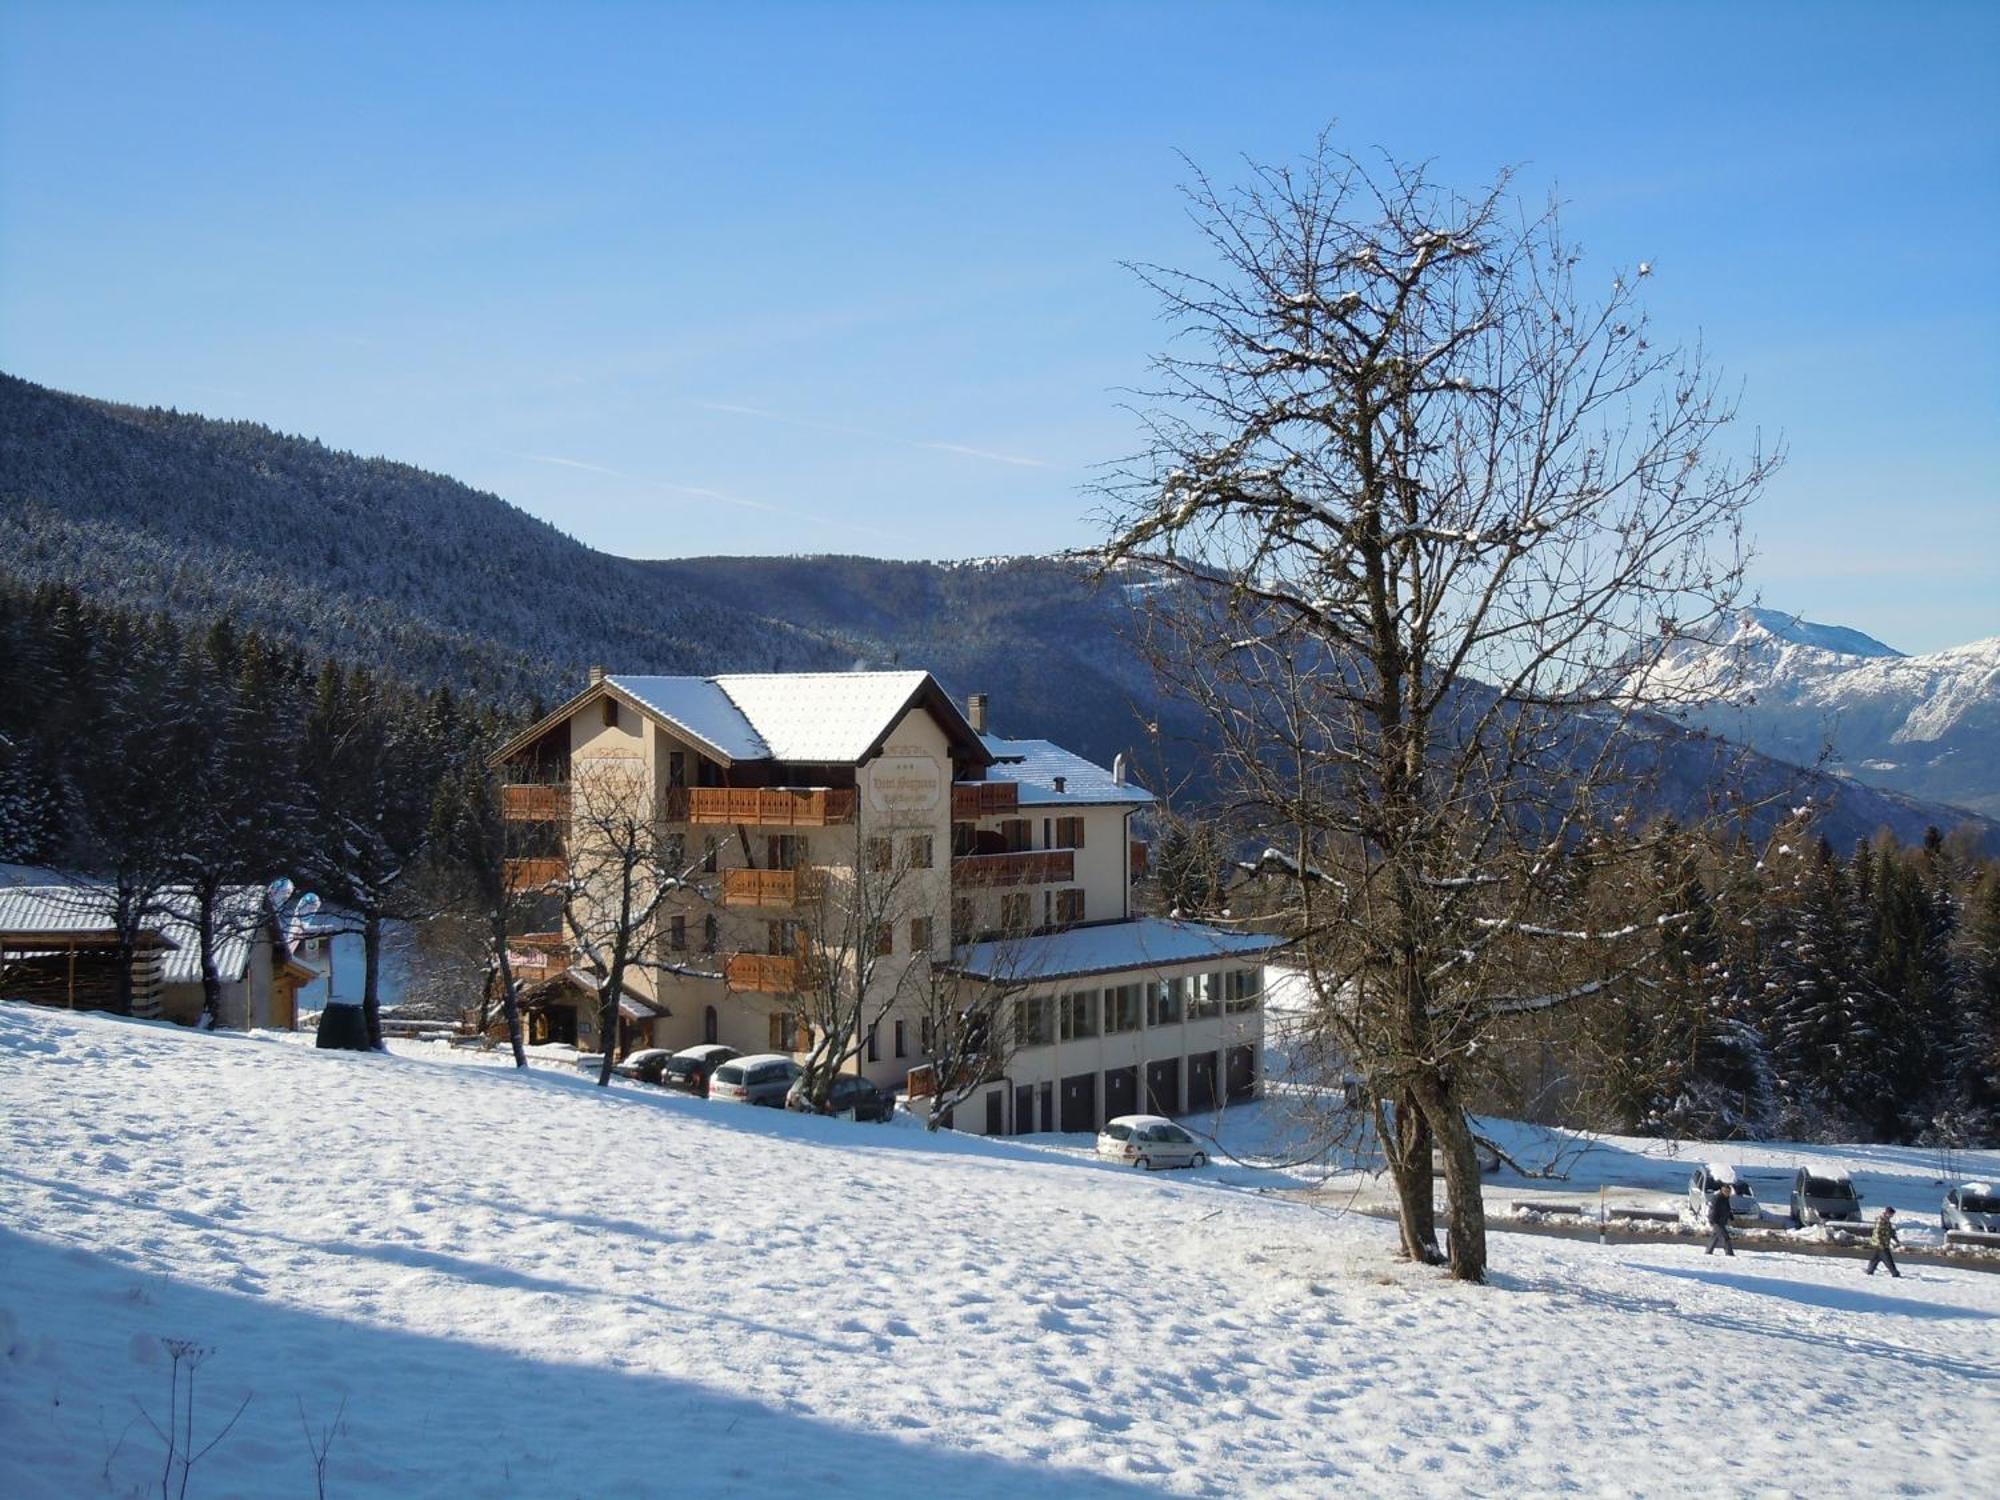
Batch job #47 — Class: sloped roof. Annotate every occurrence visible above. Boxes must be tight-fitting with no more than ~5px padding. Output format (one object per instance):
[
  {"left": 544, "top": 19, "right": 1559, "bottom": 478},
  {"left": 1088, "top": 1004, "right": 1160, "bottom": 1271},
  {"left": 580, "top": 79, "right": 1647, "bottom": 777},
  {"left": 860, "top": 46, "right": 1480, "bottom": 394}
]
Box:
[
  {"left": 982, "top": 735, "right": 1154, "bottom": 806},
  {"left": 607, "top": 677, "right": 768, "bottom": 760},
  {"left": 951, "top": 916, "right": 1282, "bottom": 983},
  {"left": 711, "top": 671, "right": 932, "bottom": 762},
  {"left": 0, "top": 883, "right": 277, "bottom": 983}
]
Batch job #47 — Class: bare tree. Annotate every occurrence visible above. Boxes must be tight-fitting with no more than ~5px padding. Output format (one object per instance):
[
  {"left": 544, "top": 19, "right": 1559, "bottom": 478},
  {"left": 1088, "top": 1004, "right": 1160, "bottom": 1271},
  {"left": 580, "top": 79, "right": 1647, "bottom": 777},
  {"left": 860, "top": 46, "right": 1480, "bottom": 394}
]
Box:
[
  {"left": 909, "top": 928, "right": 1034, "bottom": 1131},
  {"left": 559, "top": 756, "right": 714, "bottom": 1086},
  {"left": 1098, "top": 137, "right": 1775, "bottom": 1280}
]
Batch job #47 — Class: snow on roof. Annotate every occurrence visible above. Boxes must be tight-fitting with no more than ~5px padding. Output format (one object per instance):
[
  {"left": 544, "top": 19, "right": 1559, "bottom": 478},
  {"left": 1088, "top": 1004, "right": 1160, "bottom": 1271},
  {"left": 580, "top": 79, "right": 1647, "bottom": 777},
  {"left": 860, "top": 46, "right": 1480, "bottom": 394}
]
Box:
[
  {"left": 713, "top": 671, "right": 931, "bottom": 763},
  {"left": 0, "top": 883, "right": 276, "bottom": 984},
  {"left": 952, "top": 916, "right": 1282, "bottom": 983},
  {"left": 981, "top": 735, "right": 1153, "bottom": 806},
  {"left": 607, "top": 671, "right": 938, "bottom": 765},
  {"left": 606, "top": 677, "right": 768, "bottom": 760}
]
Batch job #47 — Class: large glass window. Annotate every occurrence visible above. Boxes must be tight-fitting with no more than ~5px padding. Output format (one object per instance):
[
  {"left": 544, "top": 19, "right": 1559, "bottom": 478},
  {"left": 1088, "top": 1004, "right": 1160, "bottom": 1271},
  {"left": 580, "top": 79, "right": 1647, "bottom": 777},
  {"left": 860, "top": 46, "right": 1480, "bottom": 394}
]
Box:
[
  {"left": 1059, "top": 990, "right": 1098, "bottom": 1041},
  {"left": 1106, "top": 984, "right": 1142, "bottom": 1034},
  {"left": 1148, "top": 978, "right": 1183, "bottom": 1027},
  {"left": 1014, "top": 996, "right": 1054, "bottom": 1048}
]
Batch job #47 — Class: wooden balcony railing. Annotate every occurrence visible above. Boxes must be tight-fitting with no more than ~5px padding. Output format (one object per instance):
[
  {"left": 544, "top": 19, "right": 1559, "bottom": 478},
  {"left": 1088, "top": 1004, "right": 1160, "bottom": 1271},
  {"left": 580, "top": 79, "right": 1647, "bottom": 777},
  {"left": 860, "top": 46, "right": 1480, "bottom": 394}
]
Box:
[
  {"left": 684, "top": 787, "right": 856, "bottom": 827},
  {"left": 720, "top": 867, "right": 819, "bottom": 907},
  {"left": 504, "top": 932, "right": 570, "bottom": 982},
  {"left": 725, "top": 952, "right": 814, "bottom": 992},
  {"left": 951, "top": 781, "right": 1019, "bottom": 818},
  {"left": 501, "top": 783, "right": 570, "bottom": 821},
  {"left": 502, "top": 856, "right": 567, "bottom": 893},
  {"left": 950, "top": 848, "right": 1075, "bottom": 888}
]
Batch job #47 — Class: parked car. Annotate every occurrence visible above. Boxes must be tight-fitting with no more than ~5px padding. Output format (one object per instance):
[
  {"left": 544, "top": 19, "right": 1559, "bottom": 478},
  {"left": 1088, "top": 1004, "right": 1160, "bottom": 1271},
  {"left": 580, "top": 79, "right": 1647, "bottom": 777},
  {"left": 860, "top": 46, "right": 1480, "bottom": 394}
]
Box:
[
  {"left": 662, "top": 1043, "right": 740, "bottom": 1096},
  {"left": 1942, "top": 1182, "right": 2000, "bottom": 1234},
  {"left": 707, "top": 1054, "right": 801, "bottom": 1107},
  {"left": 613, "top": 1048, "right": 676, "bottom": 1085},
  {"left": 1688, "top": 1164, "right": 1759, "bottom": 1221},
  {"left": 1789, "top": 1168, "right": 1863, "bottom": 1227},
  {"left": 1097, "top": 1115, "right": 1208, "bottom": 1171},
  {"left": 785, "top": 1073, "right": 895, "bottom": 1122}
]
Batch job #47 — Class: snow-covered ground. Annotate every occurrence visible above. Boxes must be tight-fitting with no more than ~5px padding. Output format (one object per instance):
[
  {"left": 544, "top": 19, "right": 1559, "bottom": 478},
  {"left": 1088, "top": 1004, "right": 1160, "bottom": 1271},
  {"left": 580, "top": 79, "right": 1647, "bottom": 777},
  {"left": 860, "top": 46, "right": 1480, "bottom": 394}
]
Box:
[{"left": 4, "top": 1005, "right": 1998, "bottom": 1498}]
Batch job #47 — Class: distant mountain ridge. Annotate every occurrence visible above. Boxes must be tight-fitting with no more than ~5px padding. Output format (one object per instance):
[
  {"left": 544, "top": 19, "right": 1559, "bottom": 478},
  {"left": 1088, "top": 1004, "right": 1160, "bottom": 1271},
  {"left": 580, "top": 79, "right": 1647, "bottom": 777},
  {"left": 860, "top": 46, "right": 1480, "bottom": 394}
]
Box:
[
  {"left": 3, "top": 371, "right": 1994, "bottom": 852},
  {"left": 1634, "top": 608, "right": 2000, "bottom": 817}
]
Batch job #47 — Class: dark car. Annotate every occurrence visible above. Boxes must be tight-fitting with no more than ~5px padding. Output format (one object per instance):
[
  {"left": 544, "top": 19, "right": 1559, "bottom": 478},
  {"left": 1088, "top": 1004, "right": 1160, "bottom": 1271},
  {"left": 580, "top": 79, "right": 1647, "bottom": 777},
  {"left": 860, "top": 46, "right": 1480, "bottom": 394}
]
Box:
[
  {"left": 612, "top": 1048, "right": 676, "bottom": 1085},
  {"left": 662, "top": 1043, "right": 740, "bottom": 1096},
  {"left": 1789, "top": 1168, "right": 1863, "bottom": 1227},
  {"left": 785, "top": 1073, "right": 895, "bottom": 1122}
]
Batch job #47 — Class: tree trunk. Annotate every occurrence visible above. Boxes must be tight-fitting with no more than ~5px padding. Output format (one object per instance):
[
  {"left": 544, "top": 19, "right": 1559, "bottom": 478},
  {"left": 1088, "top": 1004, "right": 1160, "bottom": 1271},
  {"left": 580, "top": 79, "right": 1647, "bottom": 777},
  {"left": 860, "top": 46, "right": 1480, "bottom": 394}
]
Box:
[
  {"left": 1416, "top": 1074, "right": 1489, "bottom": 1283},
  {"left": 1383, "top": 1089, "right": 1440, "bottom": 1264},
  {"left": 362, "top": 912, "right": 385, "bottom": 1050},
  {"left": 197, "top": 889, "right": 223, "bottom": 1029},
  {"left": 596, "top": 954, "right": 621, "bottom": 1087},
  {"left": 490, "top": 914, "right": 526, "bottom": 1069}
]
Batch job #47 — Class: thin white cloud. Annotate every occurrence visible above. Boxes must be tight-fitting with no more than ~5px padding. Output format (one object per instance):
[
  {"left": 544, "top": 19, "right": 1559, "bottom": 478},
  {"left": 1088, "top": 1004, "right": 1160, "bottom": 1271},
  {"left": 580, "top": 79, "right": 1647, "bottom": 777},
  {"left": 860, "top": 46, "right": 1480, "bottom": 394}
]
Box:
[
  {"left": 696, "top": 400, "right": 1051, "bottom": 470},
  {"left": 514, "top": 451, "right": 900, "bottom": 540}
]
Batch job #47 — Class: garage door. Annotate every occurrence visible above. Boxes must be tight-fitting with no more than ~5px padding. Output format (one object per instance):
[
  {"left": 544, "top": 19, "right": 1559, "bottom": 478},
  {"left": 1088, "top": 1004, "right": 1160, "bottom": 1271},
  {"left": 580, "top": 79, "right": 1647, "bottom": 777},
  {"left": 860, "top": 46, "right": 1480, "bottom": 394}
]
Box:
[
  {"left": 1186, "top": 1051, "right": 1218, "bottom": 1113},
  {"left": 1227, "top": 1045, "right": 1257, "bottom": 1102},
  {"left": 1104, "top": 1066, "right": 1138, "bottom": 1120},
  {"left": 1014, "top": 1083, "right": 1034, "bottom": 1135},
  {"left": 1060, "top": 1072, "right": 1098, "bottom": 1133},
  {"left": 1145, "top": 1058, "right": 1181, "bottom": 1116},
  {"left": 986, "top": 1089, "right": 1005, "bottom": 1135}
]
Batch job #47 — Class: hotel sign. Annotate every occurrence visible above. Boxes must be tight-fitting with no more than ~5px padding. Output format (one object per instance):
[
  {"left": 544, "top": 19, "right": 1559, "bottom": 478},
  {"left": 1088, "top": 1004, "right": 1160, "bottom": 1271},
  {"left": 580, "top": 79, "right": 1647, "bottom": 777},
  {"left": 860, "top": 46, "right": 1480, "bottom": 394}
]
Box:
[{"left": 869, "top": 746, "right": 943, "bottom": 814}]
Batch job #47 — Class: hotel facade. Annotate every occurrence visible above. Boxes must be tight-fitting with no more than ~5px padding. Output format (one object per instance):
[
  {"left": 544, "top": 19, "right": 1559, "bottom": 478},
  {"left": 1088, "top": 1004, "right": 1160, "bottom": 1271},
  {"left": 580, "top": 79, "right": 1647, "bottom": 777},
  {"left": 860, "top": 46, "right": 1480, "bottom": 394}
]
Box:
[{"left": 493, "top": 669, "right": 1276, "bottom": 1135}]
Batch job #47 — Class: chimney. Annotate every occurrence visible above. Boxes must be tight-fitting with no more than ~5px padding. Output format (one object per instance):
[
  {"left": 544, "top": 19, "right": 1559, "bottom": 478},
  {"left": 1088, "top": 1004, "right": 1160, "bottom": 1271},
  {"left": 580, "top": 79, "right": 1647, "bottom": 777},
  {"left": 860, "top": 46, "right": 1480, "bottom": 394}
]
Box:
[
  {"left": 967, "top": 692, "right": 989, "bottom": 734},
  {"left": 1111, "top": 753, "right": 1127, "bottom": 786},
  {"left": 588, "top": 665, "right": 607, "bottom": 686},
  {"left": 1052, "top": 775, "right": 1066, "bottom": 794}
]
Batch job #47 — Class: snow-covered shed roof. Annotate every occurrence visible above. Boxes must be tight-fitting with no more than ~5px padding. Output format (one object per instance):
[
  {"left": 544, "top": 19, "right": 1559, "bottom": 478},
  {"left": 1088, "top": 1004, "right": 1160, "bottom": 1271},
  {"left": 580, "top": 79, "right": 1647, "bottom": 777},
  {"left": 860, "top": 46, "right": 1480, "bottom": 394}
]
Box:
[
  {"left": 0, "top": 884, "right": 278, "bottom": 984},
  {"left": 981, "top": 735, "right": 1153, "bottom": 806},
  {"left": 951, "top": 916, "right": 1282, "bottom": 984}
]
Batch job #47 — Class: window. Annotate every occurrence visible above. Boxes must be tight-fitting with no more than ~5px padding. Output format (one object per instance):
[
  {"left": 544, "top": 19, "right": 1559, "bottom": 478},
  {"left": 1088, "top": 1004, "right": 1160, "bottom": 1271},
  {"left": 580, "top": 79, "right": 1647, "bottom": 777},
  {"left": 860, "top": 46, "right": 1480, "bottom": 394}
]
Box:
[
  {"left": 894, "top": 1019, "right": 908, "bottom": 1058},
  {"left": 905, "top": 834, "right": 932, "bottom": 869},
  {"left": 768, "top": 919, "right": 803, "bottom": 956},
  {"left": 1149, "top": 978, "right": 1184, "bottom": 1027},
  {"left": 668, "top": 751, "right": 687, "bottom": 788},
  {"left": 866, "top": 836, "right": 894, "bottom": 873},
  {"left": 1059, "top": 990, "right": 1098, "bottom": 1041},
  {"left": 769, "top": 1012, "right": 790, "bottom": 1051},
  {"left": 702, "top": 914, "right": 719, "bottom": 954},
  {"left": 952, "top": 896, "right": 975, "bottom": 944},
  {"left": 1054, "top": 889, "right": 1085, "bottom": 926},
  {"left": 1106, "top": 983, "right": 1142, "bottom": 1034},
  {"left": 951, "top": 821, "right": 978, "bottom": 857},
  {"left": 869, "top": 920, "right": 893, "bottom": 957},
  {"left": 1192, "top": 972, "right": 1222, "bottom": 1020},
  {"left": 768, "top": 833, "right": 808, "bottom": 870},
  {"left": 920, "top": 1015, "right": 935, "bottom": 1053},
  {"left": 1224, "top": 968, "right": 1262, "bottom": 1013},
  {"left": 702, "top": 836, "right": 718, "bottom": 874},
  {"left": 1013, "top": 996, "right": 1054, "bottom": 1048},
  {"left": 1000, "top": 818, "right": 1031, "bottom": 854},
  {"left": 909, "top": 916, "right": 932, "bottom": 953},
  {"left": 602, "top": 699, "right": 619, "bottom": 728},
  {"left": 665, "top": 832, "right": 686, "bottom": 870},
  {"left": 669, "top": 914, "right": 687, "bottom": 951},
  {"left": 1000, "top": 892, "right": 1031, "bottom": 932},
  {"left": 1054, "top": 815, "right": 1086, "bottom": 849},
  {"left": 867, "top": 1024, "right": 880, "bottom": 1063}
]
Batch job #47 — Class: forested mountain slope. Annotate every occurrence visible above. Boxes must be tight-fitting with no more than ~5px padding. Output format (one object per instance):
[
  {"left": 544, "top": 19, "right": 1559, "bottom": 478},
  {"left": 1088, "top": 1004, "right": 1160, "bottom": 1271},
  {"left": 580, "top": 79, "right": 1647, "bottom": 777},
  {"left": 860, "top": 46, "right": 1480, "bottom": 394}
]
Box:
[{"left": 2, "top": 371, "right": 1993, "bottom": 851}]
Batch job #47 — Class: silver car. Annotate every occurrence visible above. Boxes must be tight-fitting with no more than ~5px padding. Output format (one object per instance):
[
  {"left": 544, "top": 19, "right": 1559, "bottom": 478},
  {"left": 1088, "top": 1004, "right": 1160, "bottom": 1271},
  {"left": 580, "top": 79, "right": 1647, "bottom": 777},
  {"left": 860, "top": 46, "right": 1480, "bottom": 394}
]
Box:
[
  {"left": 1942, "top": 1182, "right": 2000, "bottom": 1234},
  {"left": 708, "top": 1054, "right": 801, "bottom": 1107},
  {"left": 1789, "top": 1168, "right": 1863, "bottom": 1227},
  {"left": 1688, "top": 1165, "right": 1759, "bottom": 1222},
  {"left": 1097, "top": 1115, "right": 1208, "bottom": 1171}
]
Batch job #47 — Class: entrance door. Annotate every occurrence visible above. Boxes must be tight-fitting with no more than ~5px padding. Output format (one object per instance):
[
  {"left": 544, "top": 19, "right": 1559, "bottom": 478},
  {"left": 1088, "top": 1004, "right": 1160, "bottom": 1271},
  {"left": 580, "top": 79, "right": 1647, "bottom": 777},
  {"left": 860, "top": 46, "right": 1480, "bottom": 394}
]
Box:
[
  {"left": 1104, "top": 1066, "right": 1138, "bottom": 1120},
  {"left": 704, "top": 1005, "right": 719, "bottom": 1045},
  {"left": 1014, "top": 1083, "right": 1034, "bottom": 1135},
  {"left": 985, "top": 1090, "right": 1005, "bottom": 1135},
  {"left": 1036, "top": 1081, "right": 1054, "bottom": 1133},
  {"left": 1145, "top": 1058, "right": 1181, "bottom": 1116},
  {"left": 1226, "top": 1045, "right": 1257, "bottom": 1102},
  {"left": 1187, "top": 1051, "right": 1218, "bottom": 1113},
  {"left": 1060, "top": 1072, "right": 1098, "bottom": 1133}
]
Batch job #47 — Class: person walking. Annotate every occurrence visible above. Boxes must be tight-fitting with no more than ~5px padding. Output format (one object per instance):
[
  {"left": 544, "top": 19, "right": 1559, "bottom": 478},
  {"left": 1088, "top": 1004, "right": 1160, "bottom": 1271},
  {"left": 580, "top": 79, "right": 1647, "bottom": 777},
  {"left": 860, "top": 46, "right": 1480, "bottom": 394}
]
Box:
[
  {"left": 1865, "top": 1205, "right": 1902, "bottom": 1278},
  {"left": 1705, "top": 1181, "right": 1736, "bottom": 1256}
]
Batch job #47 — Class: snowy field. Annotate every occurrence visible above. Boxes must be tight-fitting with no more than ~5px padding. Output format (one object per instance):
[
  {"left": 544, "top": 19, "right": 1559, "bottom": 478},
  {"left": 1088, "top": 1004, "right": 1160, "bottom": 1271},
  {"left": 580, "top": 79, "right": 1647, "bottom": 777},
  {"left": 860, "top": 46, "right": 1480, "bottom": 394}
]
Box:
[{"left": 4, "top": 1006, "right": 1998, "bottom": 1498}]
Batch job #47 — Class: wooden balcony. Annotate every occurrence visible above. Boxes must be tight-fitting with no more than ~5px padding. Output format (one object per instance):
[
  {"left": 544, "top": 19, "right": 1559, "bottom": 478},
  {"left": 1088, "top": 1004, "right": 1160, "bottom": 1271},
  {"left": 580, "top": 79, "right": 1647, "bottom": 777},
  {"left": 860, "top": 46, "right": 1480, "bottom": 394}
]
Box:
[
  {"left": 725, "top": 952, "right": 813, "bottom": 992},
  {"left": 951, "top": 780, "right": 1019, "bottom": 818},
  {"left": 506, "top": 933, "right": 571, "bottom": 982},
  {"left": 719, "top": 867, "right": 820, "bottom": 907},
  {"left": 502, "top": 856, "right": 567, "bottom": 893},
  {"left": 951, "top": 848, "right": 1075, "bottom": 888},
  {"left": 684, "top": 787, "right": 856, "bottom": 827},
  {"left": 501, "top": 783, "right": 569, "bottom": 821}
]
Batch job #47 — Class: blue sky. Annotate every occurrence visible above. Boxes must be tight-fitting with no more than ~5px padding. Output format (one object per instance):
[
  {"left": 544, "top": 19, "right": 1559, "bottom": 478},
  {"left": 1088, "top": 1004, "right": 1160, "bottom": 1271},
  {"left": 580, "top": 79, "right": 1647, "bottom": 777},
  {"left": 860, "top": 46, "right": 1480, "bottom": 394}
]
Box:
[{"left": 2, "top": 2, "right": 1994, "bottom": 652}]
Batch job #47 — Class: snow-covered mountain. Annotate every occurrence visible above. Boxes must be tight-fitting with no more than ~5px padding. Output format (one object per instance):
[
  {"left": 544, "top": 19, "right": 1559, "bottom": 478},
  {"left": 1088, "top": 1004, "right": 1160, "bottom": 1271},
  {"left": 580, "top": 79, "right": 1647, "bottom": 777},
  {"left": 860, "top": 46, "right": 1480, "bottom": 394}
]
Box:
[{"left": 1633, "top": 608, "right": 2000, "bottom": 816}]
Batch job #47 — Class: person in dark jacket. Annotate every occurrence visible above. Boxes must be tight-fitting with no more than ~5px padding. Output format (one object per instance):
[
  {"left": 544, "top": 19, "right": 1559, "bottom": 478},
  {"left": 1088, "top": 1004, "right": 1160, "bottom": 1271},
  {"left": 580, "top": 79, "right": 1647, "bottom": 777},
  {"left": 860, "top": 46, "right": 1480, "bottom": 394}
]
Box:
[
  {"left": 1705, "top": 1183, "right": 1736, "bottom": 1256},
  {"left": 1865, "top": 1205, "right": 1902, "bottom": 1278}
]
